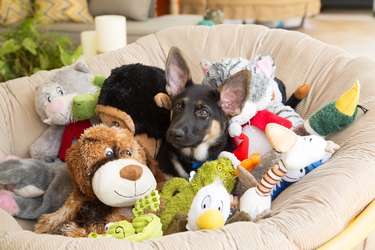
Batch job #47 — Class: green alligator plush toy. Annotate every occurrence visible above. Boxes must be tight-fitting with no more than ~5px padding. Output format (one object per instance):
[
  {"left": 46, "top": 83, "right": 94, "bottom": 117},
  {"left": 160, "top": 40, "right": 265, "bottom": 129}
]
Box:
[{"left": 89, "top": 190, "right": 163, "bottom": 242}]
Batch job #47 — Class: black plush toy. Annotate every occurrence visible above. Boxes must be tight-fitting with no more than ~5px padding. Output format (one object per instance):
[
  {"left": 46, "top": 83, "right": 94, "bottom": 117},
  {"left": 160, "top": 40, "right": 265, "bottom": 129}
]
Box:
[{"left": 96, "top": 63, "right": 171, "bottom": 158}]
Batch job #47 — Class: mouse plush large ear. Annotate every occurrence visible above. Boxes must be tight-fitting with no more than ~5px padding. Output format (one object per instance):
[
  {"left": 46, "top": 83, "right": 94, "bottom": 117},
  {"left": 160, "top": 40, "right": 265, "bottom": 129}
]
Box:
[
  {"left": 165, "top": 47, "right": 192, "bottom": 97},
  {"left": 218, "top": 70, "right": 251, "bottom": 117}
]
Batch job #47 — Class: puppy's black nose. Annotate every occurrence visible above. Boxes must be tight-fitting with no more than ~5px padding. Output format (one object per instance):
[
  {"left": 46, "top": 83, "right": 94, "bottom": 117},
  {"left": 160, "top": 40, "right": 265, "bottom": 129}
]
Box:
[{"left": 168, "top": 128, "right": 185, "bottom": 142}]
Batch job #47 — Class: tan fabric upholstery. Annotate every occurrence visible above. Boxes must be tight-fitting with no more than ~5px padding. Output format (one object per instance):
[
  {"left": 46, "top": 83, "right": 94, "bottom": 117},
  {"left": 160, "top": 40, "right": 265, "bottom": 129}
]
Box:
[
  {"left": 0, "top": 24, "right": 375, "bottom": 249},
  {"left": 181, "top": 0, "right": 321, "bottom": 21}
]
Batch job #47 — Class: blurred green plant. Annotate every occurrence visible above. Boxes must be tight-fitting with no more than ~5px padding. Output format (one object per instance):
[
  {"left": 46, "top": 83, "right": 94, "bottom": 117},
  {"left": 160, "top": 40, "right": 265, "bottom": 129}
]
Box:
[{"left": 0, "top": 16, "right": 82, "bottom": 82}]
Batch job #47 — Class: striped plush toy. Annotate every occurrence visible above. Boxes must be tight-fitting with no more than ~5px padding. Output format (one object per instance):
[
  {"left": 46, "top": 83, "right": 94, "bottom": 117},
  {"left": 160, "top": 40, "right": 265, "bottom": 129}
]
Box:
[{"left": 239, "top": 123, "right": 340, "bottom": 220}]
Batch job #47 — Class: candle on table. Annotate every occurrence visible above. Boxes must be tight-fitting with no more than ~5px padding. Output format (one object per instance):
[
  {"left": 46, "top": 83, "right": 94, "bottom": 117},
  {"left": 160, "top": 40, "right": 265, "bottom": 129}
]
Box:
[
  {"left": 80, "top": 30, "right": 97, "bottom": 57},
  {"left": 95, "top": 15, "right": 127, "bottom": 53}
]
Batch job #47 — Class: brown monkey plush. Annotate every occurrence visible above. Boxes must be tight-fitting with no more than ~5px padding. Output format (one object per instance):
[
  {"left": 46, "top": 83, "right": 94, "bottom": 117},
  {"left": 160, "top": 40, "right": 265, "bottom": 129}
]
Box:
[{"left": 35, "top": 124, "right": 166, "bottom": 237}]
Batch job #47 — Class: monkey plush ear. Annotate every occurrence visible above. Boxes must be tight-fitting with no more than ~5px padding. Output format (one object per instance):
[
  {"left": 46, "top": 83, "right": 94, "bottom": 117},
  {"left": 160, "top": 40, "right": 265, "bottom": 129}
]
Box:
[
  {"left": 154, "top": 92, "right": 171, "bottom": 110},
  {"left": 218, "top": 70, "right": 251, "bottom": 116},
  {"left": 95, "top": 105, "right": 136, "bottom": 134},
  {"left": 165, "top": 47, "right": 192, "bottom": 97}
]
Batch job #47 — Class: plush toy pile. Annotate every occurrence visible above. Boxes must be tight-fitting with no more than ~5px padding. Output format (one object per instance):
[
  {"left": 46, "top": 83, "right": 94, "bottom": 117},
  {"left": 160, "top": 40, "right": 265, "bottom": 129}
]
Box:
[
  {"left": 0, "top": 62, "right": 105, "bottom": 219},
  {"left": 0, "top": 63, "right": 170, "bottom": 221},
  {"left": 0, "top": 52, "right": 368, "bottom": 242},
  {"left": 201, "top": 56, "right": 310, "bottom": 161},
  {"left": 34, "top": 124, "right": 165, "bottom": 237}
]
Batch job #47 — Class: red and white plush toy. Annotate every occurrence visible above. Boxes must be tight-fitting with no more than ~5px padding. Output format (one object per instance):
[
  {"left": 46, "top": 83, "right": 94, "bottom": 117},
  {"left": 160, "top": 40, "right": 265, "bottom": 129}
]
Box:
[{"left": 202, "top": 55, "right": 309, "bottom": 162}]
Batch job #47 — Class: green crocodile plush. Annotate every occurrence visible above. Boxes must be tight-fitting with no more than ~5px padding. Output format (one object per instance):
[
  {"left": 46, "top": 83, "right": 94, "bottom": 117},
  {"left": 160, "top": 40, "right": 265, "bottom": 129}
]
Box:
[
  {"left": 88, "top": 190, "right": 163, "bottom": 242},
  {"left": 89, "top": 213, "right": 162, "bottom": 241}
]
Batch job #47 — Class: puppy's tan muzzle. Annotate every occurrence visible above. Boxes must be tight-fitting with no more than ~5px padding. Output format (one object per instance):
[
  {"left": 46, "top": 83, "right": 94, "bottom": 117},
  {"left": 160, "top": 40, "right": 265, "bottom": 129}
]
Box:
[{"left": 119, "top": 165, "right": 143, "bottom": 181}]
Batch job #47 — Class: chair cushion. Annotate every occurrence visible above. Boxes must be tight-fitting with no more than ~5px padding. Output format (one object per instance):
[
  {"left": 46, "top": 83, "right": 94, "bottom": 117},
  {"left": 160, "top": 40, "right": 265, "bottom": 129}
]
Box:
[
  {"left": 0, "top": 0, "right": 32, "bottom": 24},
  {"left": 34, "top": 0, "right": 93, "bottom": 23},
  {"left": 88, "top": 0, "right": 152, "bottom": 21}
]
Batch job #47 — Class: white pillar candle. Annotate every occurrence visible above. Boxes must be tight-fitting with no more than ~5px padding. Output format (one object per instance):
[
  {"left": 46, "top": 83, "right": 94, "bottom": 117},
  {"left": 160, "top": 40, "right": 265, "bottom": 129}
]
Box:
[
  {"left": 95, "top": 15, "right": 127, "bottom": 53},
  {"left": 80, "top": 30, "right": 97, "bottom": 57},
  {"left": 170, "top": 0, "right": 179, "bottom": 15}
]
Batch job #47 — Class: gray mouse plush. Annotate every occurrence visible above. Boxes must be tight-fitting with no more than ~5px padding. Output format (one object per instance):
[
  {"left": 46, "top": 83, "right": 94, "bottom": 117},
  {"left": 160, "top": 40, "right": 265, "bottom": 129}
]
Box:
[{"left": 0, "top": 159, "right": 72, "bottom": 219}]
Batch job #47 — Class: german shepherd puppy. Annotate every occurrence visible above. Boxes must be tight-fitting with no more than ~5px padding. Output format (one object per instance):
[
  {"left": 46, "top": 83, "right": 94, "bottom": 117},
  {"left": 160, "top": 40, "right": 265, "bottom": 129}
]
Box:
[{"left": 157, "top": 47, "right": 251, "bottom": 178}]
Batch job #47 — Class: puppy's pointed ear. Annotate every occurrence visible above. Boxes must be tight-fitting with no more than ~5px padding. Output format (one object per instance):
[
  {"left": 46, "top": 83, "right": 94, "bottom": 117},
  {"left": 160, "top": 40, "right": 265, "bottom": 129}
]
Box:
[
  {"left": 165, "top": 47, "right": 192, "bottom": 97},
  {"left": 218, "top": 70, "right": 251, "bottom": 116}
]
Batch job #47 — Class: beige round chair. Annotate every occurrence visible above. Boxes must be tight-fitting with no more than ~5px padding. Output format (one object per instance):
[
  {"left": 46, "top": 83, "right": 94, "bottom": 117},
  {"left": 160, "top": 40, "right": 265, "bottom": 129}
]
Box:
[{"left": 0, "top": 24, "right": 374, "bottom": 249}]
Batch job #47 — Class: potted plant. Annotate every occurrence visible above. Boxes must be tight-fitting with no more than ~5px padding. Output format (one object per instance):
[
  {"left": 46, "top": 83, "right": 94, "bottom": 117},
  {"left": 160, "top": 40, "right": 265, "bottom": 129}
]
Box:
[{"left": 0, "top": 16, "right": 82, "bottom": 82}]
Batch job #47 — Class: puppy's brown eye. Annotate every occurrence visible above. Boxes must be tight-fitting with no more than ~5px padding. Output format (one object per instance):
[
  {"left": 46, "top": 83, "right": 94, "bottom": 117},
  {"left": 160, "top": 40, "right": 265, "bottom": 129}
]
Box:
[
  {"left": 111, "top": 121, "right": 120, "bottom": 127},
  {"left": 197, "top": 107, "right": 210, "bottom": 118},
  {"left": 105, "top": 148, "right": 114, "bottom": 158},
  {"left": 125, "top": 149, "right": 132, "bottom": 157}
]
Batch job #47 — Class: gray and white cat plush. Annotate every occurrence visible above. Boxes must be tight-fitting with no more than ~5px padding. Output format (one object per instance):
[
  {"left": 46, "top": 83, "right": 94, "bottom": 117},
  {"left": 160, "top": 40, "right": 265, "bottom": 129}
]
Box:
[
  {"left": 30, "top": 61, "right": 99, "bottom": 161},
  {"left": 201, "top": 55, "right": 296, "bottom": 137}
]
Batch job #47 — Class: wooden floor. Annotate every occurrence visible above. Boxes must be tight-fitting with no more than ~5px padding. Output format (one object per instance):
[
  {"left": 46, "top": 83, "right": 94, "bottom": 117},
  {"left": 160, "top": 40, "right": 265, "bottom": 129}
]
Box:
[{"left": 296, "top": 9, "right": 375, "bottom": 60}]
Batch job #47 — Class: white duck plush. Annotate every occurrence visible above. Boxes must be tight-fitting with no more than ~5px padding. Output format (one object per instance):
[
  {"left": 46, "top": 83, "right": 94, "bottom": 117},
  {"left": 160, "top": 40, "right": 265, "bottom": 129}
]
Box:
[
  {"left": 240, "top": 123, "right": 339, "bottom": 219},
  {"left": 186, "top": 179, "right": 231, "bottom": 231}
]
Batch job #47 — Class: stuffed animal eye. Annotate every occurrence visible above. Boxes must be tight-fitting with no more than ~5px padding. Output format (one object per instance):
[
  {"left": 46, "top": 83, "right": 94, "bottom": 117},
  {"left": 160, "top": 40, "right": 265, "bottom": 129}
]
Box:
[
  {"left": 111, "top": 121, "right": 120, "bottom": 127},
  {"left": 218, "top": 201, "right": 224, "bottom": 212},
  {"left": 105, "top": 148, "right": 114, "bottom": 158},
  {"left": 216, "top": 163, "right": 223, "bottom": 172},
  {"left": 201, "top": 195, "right": 211, "bottom": 209},
  {"left": 125, "top": 148, "right": 132, "bottom": 157},
  {"left": 56, "top": 87, "right": 64, "bottom": 95},
  {"left": 46, "top": 94, "right": 51, "bottom": 103},
  {"left": 175, "top": 102, "right": 184, "bottom": 110},
  {"left": 105, "top": 222, "right": 113, "bottom": 231}
]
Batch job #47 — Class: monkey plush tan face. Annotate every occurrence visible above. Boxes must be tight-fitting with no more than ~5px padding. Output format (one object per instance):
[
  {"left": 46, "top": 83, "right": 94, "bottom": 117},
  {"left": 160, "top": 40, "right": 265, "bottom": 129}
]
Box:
[{"left": 66, "top": 124, "right": 165, "bottom": 207}]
